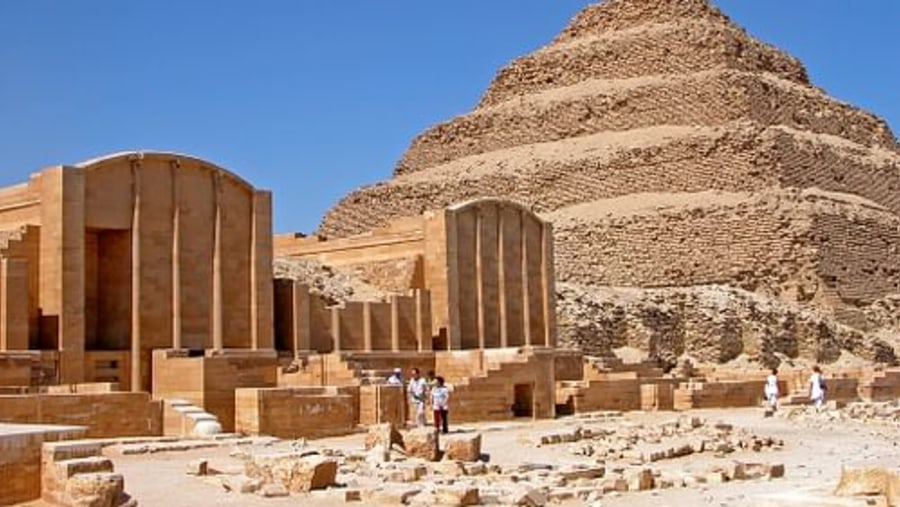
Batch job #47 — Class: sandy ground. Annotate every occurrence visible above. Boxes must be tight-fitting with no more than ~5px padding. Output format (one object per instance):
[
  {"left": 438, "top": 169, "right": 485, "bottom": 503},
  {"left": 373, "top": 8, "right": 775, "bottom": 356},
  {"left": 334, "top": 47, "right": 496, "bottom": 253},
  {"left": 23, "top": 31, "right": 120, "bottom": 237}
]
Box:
[{"left": 73, "top": 407, "right": 899, "bottom": 507}]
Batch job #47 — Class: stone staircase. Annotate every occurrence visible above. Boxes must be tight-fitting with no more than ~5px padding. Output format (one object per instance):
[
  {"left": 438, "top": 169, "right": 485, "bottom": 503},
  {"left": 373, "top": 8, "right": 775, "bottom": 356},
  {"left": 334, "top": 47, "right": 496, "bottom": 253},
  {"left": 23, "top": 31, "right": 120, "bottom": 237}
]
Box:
[
  {"left": 162, "top": 398, "right": 223, "bottom": 438},
  {"left": 42, "top": 440, "right": 134, "bottom": 507},
  {"left": 450, "top": 348, "right": 553, "bottom": 422}
]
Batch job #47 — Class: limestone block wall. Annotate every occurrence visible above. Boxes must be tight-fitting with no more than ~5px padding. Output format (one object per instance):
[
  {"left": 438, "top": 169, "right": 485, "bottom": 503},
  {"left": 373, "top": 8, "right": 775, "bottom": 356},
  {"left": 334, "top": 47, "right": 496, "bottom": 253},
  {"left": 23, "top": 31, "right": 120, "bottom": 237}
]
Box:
[
  {"left": 396, "top": 70, "right": 896, "bottom": 175},
  {"left": 0, "top": 424, "right": 87, "bottom": 505},
  {"left": 551, "top": 189, "right": 900, "bottom": 322},
  {"left": 151, "top": 350, "right": 278, "bottom": 432},
  {"left": 235, "top": 386, "right": 358, "bottom": 439},
  {"left": 321, "top": 125, "right": 900, "bottom": 241},
  {"left": 0, "top": 393, "right": 161, "bottom": 437},
  {"left": 358, "top": 384, "right": 405, "bottom": 427},
  {"left": 274, "top": 280, "right": 431, "bottom": 355},
  {"left": 480, "top": 20, "right": 807, "bottom": 107},
  {"left": 556, "top": 283, "right": 895, "bottom": 367}
]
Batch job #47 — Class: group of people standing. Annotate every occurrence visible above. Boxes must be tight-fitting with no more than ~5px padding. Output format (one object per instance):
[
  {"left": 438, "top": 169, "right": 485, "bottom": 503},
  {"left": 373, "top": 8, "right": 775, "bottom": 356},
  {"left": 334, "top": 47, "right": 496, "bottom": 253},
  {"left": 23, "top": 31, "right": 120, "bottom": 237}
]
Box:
[
  {"left": 764, "top": 365, "right": 828, "bottom": 411},
  {"left": 386, "top": 367, "right": 451, "bottom": 433}
]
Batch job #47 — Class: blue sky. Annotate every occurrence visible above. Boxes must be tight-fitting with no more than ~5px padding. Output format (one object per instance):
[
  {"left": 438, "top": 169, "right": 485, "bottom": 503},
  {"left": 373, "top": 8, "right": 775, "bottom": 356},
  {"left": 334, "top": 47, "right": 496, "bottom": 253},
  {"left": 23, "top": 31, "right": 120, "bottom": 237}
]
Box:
[{"left": 1, "top": 1, "right": 897, "bottom": 234}]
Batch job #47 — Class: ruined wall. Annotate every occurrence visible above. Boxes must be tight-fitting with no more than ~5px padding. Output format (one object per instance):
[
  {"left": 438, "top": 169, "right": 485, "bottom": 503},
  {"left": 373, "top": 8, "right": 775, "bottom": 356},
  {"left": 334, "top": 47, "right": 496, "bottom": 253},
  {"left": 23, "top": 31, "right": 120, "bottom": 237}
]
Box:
[
  {"left": 556, "top": 283, "right": 895, "bottom": 367},
  {"left": 235, "top": 386, "right": 358, "bottom": 439},
  {"left": 551, "top": 189, "right": 900, "bottom": 325},
  {"left": 0, "top": 393, "right": 161, "bottom": 437},
  {"left": 0, "top": 424, "right": 87, "bottom": 505}
]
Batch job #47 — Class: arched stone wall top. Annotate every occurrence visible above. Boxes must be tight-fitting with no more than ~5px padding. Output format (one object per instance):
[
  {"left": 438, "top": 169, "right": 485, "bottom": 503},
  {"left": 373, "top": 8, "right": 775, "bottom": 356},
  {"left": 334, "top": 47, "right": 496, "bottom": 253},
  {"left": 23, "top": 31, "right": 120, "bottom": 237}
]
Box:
[
  {"left": 75, "top": 150, "right": 258, "bottom": 192},
  {"left": 446, "top": 198, "right": 546, "bottom": 225}
]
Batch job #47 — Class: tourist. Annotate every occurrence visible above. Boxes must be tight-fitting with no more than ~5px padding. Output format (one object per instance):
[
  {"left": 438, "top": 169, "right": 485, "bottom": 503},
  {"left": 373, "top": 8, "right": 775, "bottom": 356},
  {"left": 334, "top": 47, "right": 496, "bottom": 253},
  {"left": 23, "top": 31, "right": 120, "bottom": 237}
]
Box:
[
  {"left": 809, "top": 365, "right": 826, "bottom": 410},
  {"left": 386, "top": 368, "right": 403, "bottom": 385},
  {"left": 408, "top": 367, "right": 428, "bottom": 427},
  {"left": 764, "top": 368, "right": 779, "bottom": 410},
  {"left": 431, "top": 376, "right": 450, "bottom": 434}
]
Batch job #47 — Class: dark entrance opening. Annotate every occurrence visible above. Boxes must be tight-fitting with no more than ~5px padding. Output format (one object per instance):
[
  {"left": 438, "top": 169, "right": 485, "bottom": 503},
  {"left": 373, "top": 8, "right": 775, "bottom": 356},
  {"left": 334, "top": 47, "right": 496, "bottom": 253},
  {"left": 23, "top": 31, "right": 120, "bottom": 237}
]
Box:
[{"left": 512, "top": 383, "right": 534, "bottom": 418}]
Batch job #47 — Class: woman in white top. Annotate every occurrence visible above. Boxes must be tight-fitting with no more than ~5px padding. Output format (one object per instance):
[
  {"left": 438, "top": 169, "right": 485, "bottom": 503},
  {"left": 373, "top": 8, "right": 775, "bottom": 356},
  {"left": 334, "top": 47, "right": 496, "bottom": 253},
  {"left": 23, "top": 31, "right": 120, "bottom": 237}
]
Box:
[
  {"left": 431, "top": 376, "right": 450, "bottom": 434},
  {"left": 809, "top": 365, "right": 826, "bottom": 410},
  {"left": 764, "top": 368, "right": 779, "bottom": 410}
]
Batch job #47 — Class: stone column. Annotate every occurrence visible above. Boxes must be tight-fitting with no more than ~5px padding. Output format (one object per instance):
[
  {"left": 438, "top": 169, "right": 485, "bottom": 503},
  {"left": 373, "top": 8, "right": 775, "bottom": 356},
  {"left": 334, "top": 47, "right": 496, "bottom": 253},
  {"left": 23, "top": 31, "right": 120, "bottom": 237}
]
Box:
[
  {"left": 170, "top": 161, "right": 182, "bottom": 350},
  {"left": 292, "top": 282, "right": 311, "bottom": 355},
  {"left": 521, "top": 214, "right": 532, "bottom": 347},
  {"left": 330, "top": 307, "right": 342, "bottom": 352},
  {"left": 390, "top": 296, "right": 400, "bottom": 352},
  {"left": 541, "top": 223, "right": 557, "bottom": 348},
  {"left": 39, "top": 166, "right": 86, "bottom": 384},
  {"left": 475, "top": 209, "right": 486, "bottom": 350},
  {"left": 0, "top": 258, "right": 29, "bottom": 350},
  {"left": 497, "top": 210, "right": 508, "bottom": 348},
  {"left": 211, "top": 170, "right": 223, "bottom": 351},
  {"left": 362, "top": 302, "right": 373, "bottom": 351},
  {"left": 250, "top": 191, "right": 274, "bottom": 350},
  {"left": 415, "top": 289, "right": 432, "bottom": 352},
  {"left": 130, "top": 161, "right": 142, "bottom": 392}
]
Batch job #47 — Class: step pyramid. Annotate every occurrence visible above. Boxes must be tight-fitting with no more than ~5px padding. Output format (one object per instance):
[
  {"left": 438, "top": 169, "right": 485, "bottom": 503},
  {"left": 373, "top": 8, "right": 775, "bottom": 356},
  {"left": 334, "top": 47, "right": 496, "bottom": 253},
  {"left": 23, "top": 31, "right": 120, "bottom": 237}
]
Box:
[{"left": 319, "top": 0, "right": 900, "bottom": 364}]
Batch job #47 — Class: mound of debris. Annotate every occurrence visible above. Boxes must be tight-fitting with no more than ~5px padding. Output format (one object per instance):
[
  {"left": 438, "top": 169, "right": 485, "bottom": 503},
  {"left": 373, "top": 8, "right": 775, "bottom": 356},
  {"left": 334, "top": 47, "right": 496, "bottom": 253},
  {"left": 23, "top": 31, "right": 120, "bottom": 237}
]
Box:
[{"left": 273, "top": 258, "right": 387, "bottom": 306}]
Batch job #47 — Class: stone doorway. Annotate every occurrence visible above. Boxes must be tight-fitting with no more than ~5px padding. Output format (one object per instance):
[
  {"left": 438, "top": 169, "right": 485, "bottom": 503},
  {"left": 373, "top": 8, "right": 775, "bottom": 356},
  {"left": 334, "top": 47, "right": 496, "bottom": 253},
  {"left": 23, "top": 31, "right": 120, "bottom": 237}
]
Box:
[{"left": 512, "top": 383, "right": 534, "bottom": 418}]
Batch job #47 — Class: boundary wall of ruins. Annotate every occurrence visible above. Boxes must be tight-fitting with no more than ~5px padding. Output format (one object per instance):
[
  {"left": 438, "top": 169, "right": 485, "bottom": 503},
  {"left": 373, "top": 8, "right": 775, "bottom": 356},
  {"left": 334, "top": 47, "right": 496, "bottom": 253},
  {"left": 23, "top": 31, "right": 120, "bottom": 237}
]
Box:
[
  {"left": 0, "top": 391, "right": 161, "bottom": 437},
  {"left": 0, "top": 423, "right": 86, "bottom": 505}
]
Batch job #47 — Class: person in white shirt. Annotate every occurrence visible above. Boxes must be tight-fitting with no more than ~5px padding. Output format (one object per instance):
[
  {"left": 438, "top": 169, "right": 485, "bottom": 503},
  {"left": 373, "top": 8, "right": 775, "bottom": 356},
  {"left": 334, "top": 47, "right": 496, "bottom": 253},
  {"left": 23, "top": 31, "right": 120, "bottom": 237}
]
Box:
[
  {"left": 764, "top": 368, "right": 779, "bottom": 410},
  {"left": 431, "top": 376, "right": 450, "bottom": 434},
  {"left": 809, "top": 365, "right": 826, "bottom": 410},
  {"left": 407, "top": 368, "right": 428, "bottom": 427}
]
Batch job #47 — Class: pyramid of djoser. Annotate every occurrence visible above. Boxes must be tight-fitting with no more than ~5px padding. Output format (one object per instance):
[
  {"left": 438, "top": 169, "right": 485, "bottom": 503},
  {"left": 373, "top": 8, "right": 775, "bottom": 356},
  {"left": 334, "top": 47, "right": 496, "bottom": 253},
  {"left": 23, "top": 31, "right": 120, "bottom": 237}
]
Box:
[{"left": 318, "top": 0, "right": 900, "bottom": 366}]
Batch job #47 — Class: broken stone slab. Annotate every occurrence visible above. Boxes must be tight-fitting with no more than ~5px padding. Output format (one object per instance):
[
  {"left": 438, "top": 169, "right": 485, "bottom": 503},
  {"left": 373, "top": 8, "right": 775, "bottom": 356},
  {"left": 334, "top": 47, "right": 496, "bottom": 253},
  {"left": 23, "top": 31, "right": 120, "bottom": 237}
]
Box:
[
  {"left": 834, "top": 466, "right": 900, "bottom": 505},
  {"left": 186, "top": 459, "right": 209, "bottom": 476},
  {"left": 258, "top": 483, "right": 290, "bottom": 498},
  {"left": 362, "top": 486, "right": 422, "bottom": 504},
  {"left": 404, "top": 428, "right": 440, "bottom": 461},
  {"left": 443, "top": 433, "right": 482, "bottom": 462},
  {"left": 221, "top": 474, "right": 262, "bottom": 494},
  {"left": 244, "top": 452, "right": 337, "bottom": 492},
  {"left": 625, "top": 467, "right": 654, "bottom": 491},
  {"left": 65, "top": 472, "right": 125, "bottom": 507},
  {"left": 432, "top": 486, "right": 480, "bottom": 507},
  {"left": 366, "top": 423, "right": 404, "bottom": 451}
]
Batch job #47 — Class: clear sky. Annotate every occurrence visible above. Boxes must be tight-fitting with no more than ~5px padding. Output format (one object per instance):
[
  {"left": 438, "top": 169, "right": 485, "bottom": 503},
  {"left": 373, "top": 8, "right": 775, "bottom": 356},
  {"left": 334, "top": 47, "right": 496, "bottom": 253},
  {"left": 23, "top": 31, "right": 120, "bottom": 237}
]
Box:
[{"left": 1, "top": 1, "right": 897, "bottom": 234}]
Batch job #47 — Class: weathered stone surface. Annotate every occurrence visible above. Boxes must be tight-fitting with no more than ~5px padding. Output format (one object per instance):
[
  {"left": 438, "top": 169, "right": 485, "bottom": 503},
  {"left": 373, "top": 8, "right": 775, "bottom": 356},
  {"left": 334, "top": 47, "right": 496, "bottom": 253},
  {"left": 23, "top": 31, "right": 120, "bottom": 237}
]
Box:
[
  {"left": 443, "top": 434, "right": 482, "bottom": 462},
  {"left": 65, "top": 472, "right": 124, "bottom": 507},
  {"left": 366, "top": 423, "right": 404, "bottom": 451},
  {"left": 244, "top": 453, "right": 337, "bottom": 492},
  {"left": 186, "top": 459, "right": 208, "bottom": 476},
  {"left": 834, "top": 466, "right": 900, "bottom": 505},
  {"left": 405, "top": 428, "right": 440, "bottom": 461},
  {"left": 625, "top": 467, "right": 654, "bottom": 491}
]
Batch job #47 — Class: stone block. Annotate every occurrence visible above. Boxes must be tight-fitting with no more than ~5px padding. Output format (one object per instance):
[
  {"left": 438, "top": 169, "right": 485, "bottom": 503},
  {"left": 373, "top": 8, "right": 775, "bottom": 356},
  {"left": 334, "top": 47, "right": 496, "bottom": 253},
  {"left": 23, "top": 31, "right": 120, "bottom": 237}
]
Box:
[
  {"left": 64, "top": 472, "right": 124, "bottom": 507},
  {"left": 443, "top": 433, "right": 482, "bottom": 462},
  {"left": 186, "top": 459, "right": 209, "bottom": 476},
  {"left": 625, "top": 467, "right": 654, "bottom": 491},
  {"left": 244, "top": 452, "right": 337, "bottom": 492},
  {"left": 366, "top": 423, "right": 404, "bottom": 451},
  {"left": 405, "top": 428, "right": 439, "bottom": 461},
  {"left": 433, "top": 486, "right": 480, "bottom": 507}
]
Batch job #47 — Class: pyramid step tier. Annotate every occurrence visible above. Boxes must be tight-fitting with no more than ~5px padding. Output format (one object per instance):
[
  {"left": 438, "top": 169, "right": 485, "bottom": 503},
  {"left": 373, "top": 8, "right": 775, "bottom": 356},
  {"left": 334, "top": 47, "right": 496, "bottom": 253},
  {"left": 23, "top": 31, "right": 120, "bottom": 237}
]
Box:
[
  {"left": 549, "top": 187, "right": 900, "bottom": 327},
  {"left": 322, "top": 123, "right": 900, "bottom": 238},
  {"left": 480, "top": 19, "right": 808, "bottom": 108},
  {"left": 396, "top": 69, "right": 897, "bottom": 176}
]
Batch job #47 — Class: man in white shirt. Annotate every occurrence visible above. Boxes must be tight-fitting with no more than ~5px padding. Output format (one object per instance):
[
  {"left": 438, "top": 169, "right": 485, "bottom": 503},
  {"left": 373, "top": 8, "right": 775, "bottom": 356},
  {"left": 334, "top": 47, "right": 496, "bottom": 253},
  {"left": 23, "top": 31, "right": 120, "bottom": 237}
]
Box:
[
  {"left": 407, "top": 368, "right": 428, "bottom": 427},
  {"left": 809, "top": 365, "right": 826, "bottom": 411},
  {"left": 764, "top": 367, "right": 779, "bottom": 410}
]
